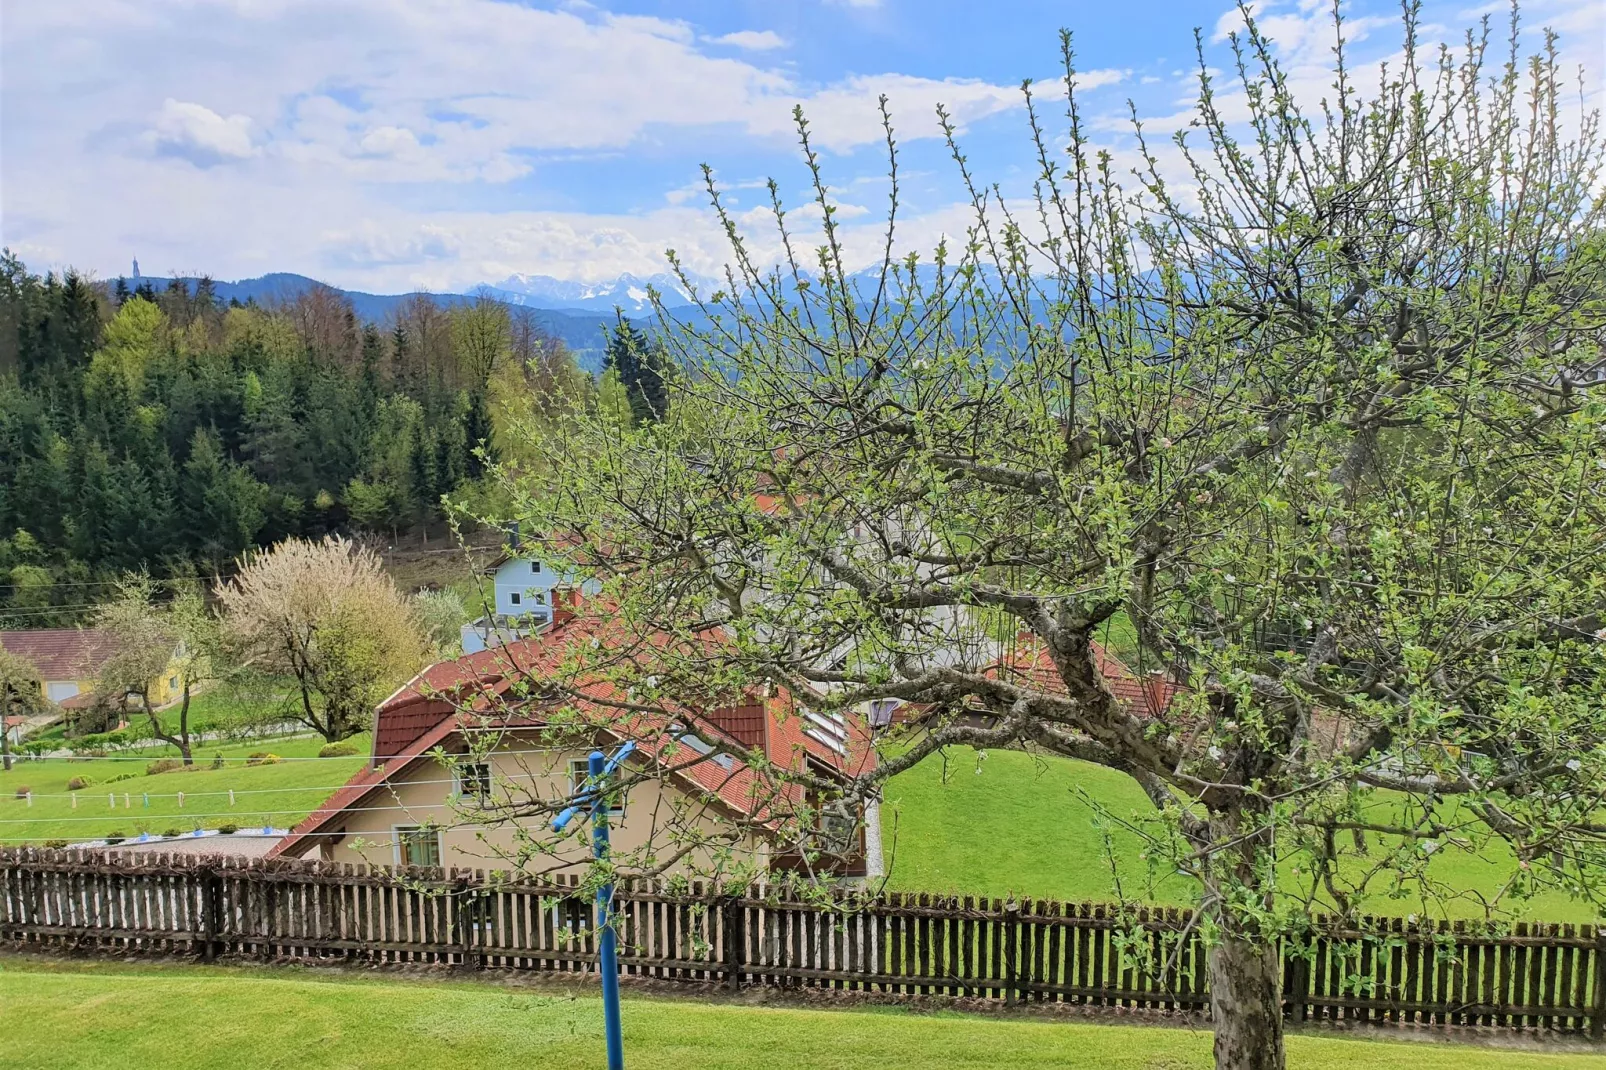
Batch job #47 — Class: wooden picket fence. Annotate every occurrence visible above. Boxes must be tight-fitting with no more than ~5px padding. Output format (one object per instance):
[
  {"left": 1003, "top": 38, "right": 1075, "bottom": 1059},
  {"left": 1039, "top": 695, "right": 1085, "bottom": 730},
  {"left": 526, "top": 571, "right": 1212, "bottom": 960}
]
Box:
[{"left": 2, "top": 848, "right": 1603, "bottom": 1037}]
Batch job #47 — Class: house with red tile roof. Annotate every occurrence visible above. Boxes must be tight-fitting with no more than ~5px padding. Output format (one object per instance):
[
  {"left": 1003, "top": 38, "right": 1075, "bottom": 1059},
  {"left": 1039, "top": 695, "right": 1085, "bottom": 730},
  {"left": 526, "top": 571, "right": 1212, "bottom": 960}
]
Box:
[
  {"left": 1, "top": 628, "right": 191, "bottom": 717},
  {"left": 270, "top": 611, "right": 879, "bottom": 881},
  {"left": 880, "top": 633, "right": 1180, "bottom": 731},
  {"left": 991, "top": 634, "right": 1179, "bottom": 719}
]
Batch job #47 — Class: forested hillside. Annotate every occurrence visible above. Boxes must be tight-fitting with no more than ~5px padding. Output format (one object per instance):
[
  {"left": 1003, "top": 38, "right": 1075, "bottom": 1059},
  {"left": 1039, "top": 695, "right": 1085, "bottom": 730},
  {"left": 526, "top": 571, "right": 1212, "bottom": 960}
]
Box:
[{"left": 0, "top": 253, "right": 596, "bottom": 626}]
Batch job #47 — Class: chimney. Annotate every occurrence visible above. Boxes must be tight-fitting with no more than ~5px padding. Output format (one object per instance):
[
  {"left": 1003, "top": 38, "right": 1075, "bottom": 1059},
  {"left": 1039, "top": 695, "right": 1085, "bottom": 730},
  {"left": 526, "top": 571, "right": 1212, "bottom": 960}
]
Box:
[
  {"left": 509, "top": 520, "right": 521, "bottom": 551},
  {"left": 550, "top": 584, "right": 581, "bottom": 626}
]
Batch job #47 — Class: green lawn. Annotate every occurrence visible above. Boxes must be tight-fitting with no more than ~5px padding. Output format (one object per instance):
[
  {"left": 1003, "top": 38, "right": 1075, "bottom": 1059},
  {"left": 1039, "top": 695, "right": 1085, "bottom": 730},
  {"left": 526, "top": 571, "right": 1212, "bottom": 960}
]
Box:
[
  {"left": 4, "top": 725, "right": 1599, "bottom": 926},
  {"left": 2, "top": 956, "right": 1601, "bottom": 1070},
  {"left": 882, "top": 746, "right": 1602, "bottom": 923},
  {"left": 0, "top": 734, "right": 369, "bottom": 843},
  {"left": 22, "top": 682, "right": 296, "bottom": 749}
]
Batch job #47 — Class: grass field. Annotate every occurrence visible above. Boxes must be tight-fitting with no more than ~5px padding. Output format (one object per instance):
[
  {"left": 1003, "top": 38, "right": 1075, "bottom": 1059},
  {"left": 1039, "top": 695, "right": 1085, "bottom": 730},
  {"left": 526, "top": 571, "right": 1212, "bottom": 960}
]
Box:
[
  {"left": 0, "top": 734, "right": 369, "bottom": 843},
  {"left": 881, "top": 745, "right": 1601, "bottom": 923},
  {"left": 4, "top": 723, "right": 1599, "bottom": 925},
  {"left": 2, "top": 956, "right": 1601, "bottom": 1070}
]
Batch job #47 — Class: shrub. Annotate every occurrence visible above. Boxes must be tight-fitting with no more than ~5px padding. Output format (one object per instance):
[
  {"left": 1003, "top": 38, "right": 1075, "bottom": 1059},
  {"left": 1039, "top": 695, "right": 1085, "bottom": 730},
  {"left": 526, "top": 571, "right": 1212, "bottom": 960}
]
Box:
[
  {"left": 210, "top": 753, "right": 225, "bottom": 769},
  {"left": 161, "top": 828, "right": 182, "bottom": 838},
  {"left": 318, "top": 741, "right": 359, "bottom": 758},
  {"left": 65, "top": 776, "right": 93, "bottom": 791},
  {"left": 12, "top": 786, "right": 30, "bottom": 799},
  {"left": 217, "top": 823, "right": 239, "bottom": 835},
  {"left": 105, "top": 830, "right": 126, "bottom": 844},
  {"left": 43, "top": 839, "right": 68, "bottom": 849},
  {"left": 145, "top": 759, "right": 183, "bottom": 776},
  {"left": 103, "top": 772, "right": 137, "bottom": 785},
  {"left": 244, "top": 752, "right": 282, "bottom": 767}
]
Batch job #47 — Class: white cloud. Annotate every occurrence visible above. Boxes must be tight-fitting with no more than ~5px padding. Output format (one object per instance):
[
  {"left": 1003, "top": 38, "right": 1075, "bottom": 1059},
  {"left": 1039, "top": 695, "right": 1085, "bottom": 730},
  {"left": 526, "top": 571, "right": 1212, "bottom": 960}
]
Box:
[
  {"left": 1074, "top": 69, "right": 1130, "bottom": 91},
  {"left": 4, "top": 0, "right": 1600, "bottom": 293},
  {"left": 755, "top": 74, "right": 1024, "bottom": 150},
  {"left": 710, "top": 30, "right": 787, "bottom": 51},
  {"left": 145, "top": 99, "right": 257, "bottom": 166},
  {"left": 355, "top": 126, "right": 422, "bottom": 159},
  {"left": 322, "top": 223, "right": 460, "bottom": 269}
]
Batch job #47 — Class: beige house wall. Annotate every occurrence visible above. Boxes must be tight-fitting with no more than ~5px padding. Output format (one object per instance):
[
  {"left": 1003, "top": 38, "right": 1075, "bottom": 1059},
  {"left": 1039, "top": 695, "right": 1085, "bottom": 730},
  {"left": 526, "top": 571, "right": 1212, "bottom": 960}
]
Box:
[{"left": 312, "top": 732, "right": 771, "bottom": 878}]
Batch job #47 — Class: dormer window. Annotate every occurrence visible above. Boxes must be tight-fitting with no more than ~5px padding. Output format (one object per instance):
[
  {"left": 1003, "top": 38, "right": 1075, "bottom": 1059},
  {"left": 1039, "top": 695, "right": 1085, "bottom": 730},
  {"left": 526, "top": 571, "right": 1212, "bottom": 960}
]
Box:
[{"left": 671, "top": 726, "right": 734, "bottom": 769}]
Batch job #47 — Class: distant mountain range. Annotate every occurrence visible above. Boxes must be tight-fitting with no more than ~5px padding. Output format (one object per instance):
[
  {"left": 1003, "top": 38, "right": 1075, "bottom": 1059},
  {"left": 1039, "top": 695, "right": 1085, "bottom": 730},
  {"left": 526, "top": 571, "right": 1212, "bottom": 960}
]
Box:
[
  {"left": 122, "top": 264, "right": 1016, "bottom": 373},
  {"left": 125, "top": 271, "right": 655, "bottom": 372},
  {"left": 481, "top": 271, "right": 707, "bottom": 314}
]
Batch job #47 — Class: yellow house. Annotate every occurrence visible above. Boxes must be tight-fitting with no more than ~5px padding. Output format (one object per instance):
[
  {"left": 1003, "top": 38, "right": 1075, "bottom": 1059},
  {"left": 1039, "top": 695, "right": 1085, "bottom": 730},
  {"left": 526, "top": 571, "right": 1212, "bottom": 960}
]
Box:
[{"left": 0, "top": 628, "right": 187, "bottom": 713}]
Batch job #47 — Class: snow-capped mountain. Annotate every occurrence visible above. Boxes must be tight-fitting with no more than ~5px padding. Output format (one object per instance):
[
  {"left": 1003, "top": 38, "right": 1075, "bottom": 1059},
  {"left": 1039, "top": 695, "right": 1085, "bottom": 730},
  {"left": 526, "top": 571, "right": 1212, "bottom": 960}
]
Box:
[{"left": 481, "top": 271, "right": 710, "bottom": 314}]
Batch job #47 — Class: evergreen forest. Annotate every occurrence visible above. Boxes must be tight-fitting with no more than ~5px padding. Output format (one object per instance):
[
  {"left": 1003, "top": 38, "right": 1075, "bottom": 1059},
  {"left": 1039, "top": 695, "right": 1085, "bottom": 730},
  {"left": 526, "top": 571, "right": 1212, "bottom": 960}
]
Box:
[{"left": 0, "top": 253, "right": 658, "bottom": 627}]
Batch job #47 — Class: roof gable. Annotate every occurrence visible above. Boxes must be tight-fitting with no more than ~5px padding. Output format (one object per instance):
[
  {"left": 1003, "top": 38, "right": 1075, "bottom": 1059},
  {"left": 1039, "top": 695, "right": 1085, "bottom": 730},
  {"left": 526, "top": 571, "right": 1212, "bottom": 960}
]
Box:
[{"left": 273, "top": 615, "right": 862, "bottom": 859}]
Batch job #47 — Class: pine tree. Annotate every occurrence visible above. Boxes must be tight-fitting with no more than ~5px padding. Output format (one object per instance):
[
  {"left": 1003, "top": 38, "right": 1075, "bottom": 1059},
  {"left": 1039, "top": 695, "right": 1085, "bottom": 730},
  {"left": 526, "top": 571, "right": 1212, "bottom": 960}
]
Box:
[
  {"left": 463, "top": 389, "right": 496, "bottom": 479},
  {"left": 602, "top": 315, "right": 670, "bottom": 423},
  {"left": 182, "top": 427, "right": 267, "bottom": 563}
]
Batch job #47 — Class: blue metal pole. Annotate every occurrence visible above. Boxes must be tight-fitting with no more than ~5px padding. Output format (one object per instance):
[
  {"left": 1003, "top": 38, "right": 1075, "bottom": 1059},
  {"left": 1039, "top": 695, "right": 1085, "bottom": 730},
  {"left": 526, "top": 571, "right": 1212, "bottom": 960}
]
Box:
[{"left": 590, "top": 749, "right": 624, "bottom": 1070}]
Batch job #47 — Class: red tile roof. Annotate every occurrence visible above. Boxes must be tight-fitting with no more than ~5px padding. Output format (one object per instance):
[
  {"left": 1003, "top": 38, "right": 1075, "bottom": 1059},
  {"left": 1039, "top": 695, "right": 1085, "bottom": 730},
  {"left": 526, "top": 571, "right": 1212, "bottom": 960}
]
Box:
[
  {"left": 272, "top": 613, "right": 867, "bottom": 860},
  {"left": 988, "top": 636, "right": 1179, "bottom": 718},
  {"left": 0, "top": 629, "right": 117, "bottom": 683}
]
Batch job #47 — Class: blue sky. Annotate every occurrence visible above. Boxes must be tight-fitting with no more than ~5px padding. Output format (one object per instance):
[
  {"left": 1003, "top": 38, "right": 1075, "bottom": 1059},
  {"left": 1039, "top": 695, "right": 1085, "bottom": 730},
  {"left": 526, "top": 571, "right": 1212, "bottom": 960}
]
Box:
[{"left": 3, "top": 0, "right": 1600, "bottom": 293}]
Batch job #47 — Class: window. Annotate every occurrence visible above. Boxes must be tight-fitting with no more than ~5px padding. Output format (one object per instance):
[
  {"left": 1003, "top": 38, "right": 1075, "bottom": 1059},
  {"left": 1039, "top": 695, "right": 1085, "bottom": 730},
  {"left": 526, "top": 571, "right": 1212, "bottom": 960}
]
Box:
[
  {"left": 394, "top": 825, "right": 441, "bottom": 868},
  {"left": 456, "top": 762, "right": 491, "bottom": 803},
  {"left": 533, "top": 591, "right": 547, "bottom": 605},
  {"left": 168, "top": 676, "right": 179, "bottom": 691},
  {"left": 671, "top": 727, "right": 733, "bottom": 769},
  {"left": 569, "top": 759, "right": 625, "bottom": 817},
  {"left": 509, "top": 591, "right": 521, "bottom": 606},
  {"left": 530, "top": 561, "right": 542, "bottom": 574}
]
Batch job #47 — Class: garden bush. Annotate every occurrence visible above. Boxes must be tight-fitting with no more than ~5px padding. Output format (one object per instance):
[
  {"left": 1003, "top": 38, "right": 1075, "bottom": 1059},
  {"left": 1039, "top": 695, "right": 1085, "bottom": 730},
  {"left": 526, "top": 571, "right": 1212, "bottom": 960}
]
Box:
[
  {"left": 13, "top": 786, "right": 31, "bottom": 799},
  {"left": 217, "top": 823, "right": 239, "bottom": 835},
  {"left": 65, "top": 776, "right": 92, "bottom": 791},
  {"left": 318, "top": 741, "right": 358, "bottom": 758},
  {"left": 244, "top": 752, "right": 281, "bottom": 767},
  {"left": 145, "top": 759, "right": 183, "bottom": 776},
  {"left": 43, "top": 839, "right": 67, "bottom": 849}
]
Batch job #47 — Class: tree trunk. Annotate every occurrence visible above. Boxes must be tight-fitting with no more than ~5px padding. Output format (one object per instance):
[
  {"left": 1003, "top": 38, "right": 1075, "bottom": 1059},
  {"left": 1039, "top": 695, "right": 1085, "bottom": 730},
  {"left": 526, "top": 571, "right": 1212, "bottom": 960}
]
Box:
[
  {"left": 1, "top": 699, "right": 12, "bottom": 772},
  {"left": 1208, "top": 932, "right": 1285, "bottom": 1070},
  {"left": 178, "top": 684, "right": 193, "bottom": 765}
]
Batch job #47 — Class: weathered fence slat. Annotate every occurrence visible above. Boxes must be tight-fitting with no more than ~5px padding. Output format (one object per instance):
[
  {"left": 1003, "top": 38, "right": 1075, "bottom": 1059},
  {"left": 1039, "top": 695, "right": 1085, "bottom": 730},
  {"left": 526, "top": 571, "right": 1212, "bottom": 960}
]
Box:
[{"left": 0, "top": 848, "right": 1599, "bottom": 1037}]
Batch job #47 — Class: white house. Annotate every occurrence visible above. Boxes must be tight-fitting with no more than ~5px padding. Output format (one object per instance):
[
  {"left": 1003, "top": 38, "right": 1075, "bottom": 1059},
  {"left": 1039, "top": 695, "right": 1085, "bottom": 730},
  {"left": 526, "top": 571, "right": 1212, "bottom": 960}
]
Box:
[
  {"left": 460, "top": 548, "right": 603, "bottom": 654},
  {"left": 460, "top": 551, "right": 560, "bottom": 654}
]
